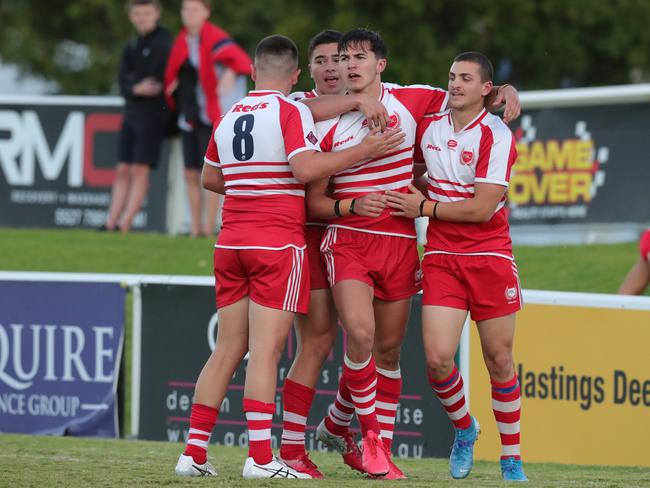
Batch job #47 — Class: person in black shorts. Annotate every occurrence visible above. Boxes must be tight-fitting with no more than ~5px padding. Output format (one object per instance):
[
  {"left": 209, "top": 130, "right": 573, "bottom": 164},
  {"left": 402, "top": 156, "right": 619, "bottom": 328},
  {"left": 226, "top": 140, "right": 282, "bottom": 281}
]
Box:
[{"left": 105, "top": 0, "right": 171, "bottom": 233}]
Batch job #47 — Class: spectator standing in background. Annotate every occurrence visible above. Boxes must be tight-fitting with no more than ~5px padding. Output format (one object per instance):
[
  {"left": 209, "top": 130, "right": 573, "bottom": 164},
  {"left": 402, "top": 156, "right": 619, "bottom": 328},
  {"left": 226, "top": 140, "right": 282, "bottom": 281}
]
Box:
[
  {"left": 165, "top": 0, "right": 252, "bottom": 237},
  {"left": 105, "top": 0, "right": 171, "bottom": 233},
  {"left": 618, "top": 229, "right": 650, "bottom": 295}
]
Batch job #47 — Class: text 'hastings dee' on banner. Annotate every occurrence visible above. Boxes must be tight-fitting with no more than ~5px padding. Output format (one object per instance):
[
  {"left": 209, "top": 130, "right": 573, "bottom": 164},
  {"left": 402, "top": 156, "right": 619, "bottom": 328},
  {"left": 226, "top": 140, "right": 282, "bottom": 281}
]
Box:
[{"left": 0, "top": 281, "right": 125, "bottom": 437}]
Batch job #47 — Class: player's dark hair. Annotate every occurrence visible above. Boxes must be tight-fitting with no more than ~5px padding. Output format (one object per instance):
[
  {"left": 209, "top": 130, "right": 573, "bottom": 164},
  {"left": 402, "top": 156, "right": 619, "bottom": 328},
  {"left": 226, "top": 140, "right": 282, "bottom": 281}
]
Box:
[
  {"left": 453, "top": 52, "right": 494, "bottom": 82},
  {"left": 307, "top": 30, "right": 342, "bottom": 60},
  {"left": 338, "top": 28, "right": 387, "bottom": 59},
  {"left": 255, "top": 35, "right": 299, "bottom": 74},
  {"left": 128, "top": 0, "right": 161, "bottom": 9}
]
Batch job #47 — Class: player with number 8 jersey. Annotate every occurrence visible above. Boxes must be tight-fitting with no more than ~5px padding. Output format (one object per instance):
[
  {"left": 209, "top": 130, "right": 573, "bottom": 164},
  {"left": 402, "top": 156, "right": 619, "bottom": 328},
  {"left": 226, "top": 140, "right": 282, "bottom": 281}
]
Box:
[{"left": 174, "top": 34, "right": 405, "bottom": 480}]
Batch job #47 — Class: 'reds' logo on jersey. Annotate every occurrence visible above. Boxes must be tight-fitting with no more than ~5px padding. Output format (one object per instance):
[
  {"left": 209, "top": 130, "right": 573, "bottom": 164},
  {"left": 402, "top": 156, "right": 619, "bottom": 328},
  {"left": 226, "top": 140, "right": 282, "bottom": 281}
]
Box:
[{"left": 232, "top": 102, "right": 269, "bottom": 113}]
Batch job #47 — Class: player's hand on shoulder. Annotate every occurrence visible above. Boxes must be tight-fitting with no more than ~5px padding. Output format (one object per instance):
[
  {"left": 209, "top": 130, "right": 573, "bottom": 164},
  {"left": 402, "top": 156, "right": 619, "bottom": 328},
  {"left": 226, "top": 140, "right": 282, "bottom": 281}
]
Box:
[
  {"left": 354, "top": 93, "right": 390, "bottom": 130},
  {"left": 490, "top": 85, "right": 520, "bottom": 124},
  {"left": 385, "top": 184, "right": 426, "bottom": 219},
  {"left": 360, "top": 126, "right": 405, "bottom": 159},
  {"left": 354, "top": 192, "right": 388, "bottom": 217}
]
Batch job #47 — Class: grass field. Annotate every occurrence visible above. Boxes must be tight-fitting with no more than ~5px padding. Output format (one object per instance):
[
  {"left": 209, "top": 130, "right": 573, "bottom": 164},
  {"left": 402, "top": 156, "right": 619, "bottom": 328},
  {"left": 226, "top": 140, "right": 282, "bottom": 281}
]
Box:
[
  {"left": 2, "top": 434, "right": 650, "bottom": 487},
  {"left": 0, "top": 228, "right": 646, "bottom": 294},
  {"left": 1, "top": 228, "right": 649, "bottom": 487}
]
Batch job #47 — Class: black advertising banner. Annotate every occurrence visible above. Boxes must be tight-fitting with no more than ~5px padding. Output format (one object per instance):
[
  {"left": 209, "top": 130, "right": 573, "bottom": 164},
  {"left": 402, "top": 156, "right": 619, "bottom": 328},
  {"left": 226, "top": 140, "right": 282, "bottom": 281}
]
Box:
[
  {"left": 139, "top": 284, "right": 454, "bottom": 458},
  {"left": 0, "top": 98, "right": 168, "bottom": 231},
  {"left": 508, "top": 104, "right": 650, "bottom": 224}
]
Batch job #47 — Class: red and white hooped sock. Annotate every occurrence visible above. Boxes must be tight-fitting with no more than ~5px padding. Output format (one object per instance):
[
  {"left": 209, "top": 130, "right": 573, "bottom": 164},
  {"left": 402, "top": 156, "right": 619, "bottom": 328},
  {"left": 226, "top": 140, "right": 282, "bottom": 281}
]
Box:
[
  {"left": 184, "top": 403, "right": 218, "bottom": 464},
  {"left": 243, "top": 398, "right": 275, "bottom": 465},
  {"left": 491, "top": 374, "right": 521, "bottom": 459},
  {"left": 324, "top": 374, "right": 355, "bottom": 436},
  {"left": 376, "top": 367, "right": 402, "bottom": 453},
  {"left": 428, "top": 367, "right": 472, "bottom": 430},
  {"left": 280, "top": 378, "right": 315, "bottom": 460},
  {"left": 342, "top": 355, "right": 380, "bottom": 436}
]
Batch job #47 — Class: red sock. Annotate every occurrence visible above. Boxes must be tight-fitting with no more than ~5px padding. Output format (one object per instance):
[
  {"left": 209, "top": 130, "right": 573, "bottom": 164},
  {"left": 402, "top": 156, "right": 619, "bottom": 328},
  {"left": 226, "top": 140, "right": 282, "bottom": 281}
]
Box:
[
  {"left": 184, "top": 403, "right": 218, "bottom": 464},
  {"left": 343, "top": 355, "right": 380, "bottom": 436},
  {"left": 280, "top": 378, "right": 315, "bottom": 460},
  {"left": 491, "top": 375, "right": 521, "bottom": 460},
  {"left": 428, "top": 367, "right": 471, "bottom": 430},
  {"left": 324, "top": 375, "right": 355, "bottom": 436},
  {"left": 243, "top": 398, "right": 275, "bottom": 465},
  {"left": 376, "top": 367, "right": 402, "bottom": 453}
]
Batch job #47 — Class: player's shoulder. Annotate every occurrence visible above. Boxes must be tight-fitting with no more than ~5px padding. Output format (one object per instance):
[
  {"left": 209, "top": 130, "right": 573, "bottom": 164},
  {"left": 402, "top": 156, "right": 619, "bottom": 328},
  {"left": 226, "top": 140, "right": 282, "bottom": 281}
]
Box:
[
  {"left": 386, "top": 82, "right": 446, "bottom": 93},
  {"left": 288, "top": 90, "right": 317, "bottom": 102},
  {"left": 480, "top": 112, "right": 514, "bottom": 141}
]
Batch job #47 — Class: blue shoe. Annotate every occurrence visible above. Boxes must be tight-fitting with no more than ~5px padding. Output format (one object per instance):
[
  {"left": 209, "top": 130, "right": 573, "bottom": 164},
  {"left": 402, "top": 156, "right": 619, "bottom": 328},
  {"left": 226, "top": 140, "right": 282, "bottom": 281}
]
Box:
[
  {"left": 449, "top": 416, "right": 480, "bottom": 479},
  {"left": 500, "top": 457, "right": 528, "bottom": 481}
]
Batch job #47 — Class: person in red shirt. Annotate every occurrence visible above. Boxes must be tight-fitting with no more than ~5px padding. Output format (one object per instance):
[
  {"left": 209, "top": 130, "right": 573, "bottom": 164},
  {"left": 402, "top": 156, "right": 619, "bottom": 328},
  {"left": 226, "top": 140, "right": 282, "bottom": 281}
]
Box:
[
  {"left": 165, "top": 0, "right": 251, "bottom": 237},
  {"left": 173, "top": 34, "right": 404, "bottom": 479},
  {"left": 386, "top": 52, "right": 527, "bottom": 482},
  {"left": 618, "top": 229, "right": 650, "bottom": 295}
]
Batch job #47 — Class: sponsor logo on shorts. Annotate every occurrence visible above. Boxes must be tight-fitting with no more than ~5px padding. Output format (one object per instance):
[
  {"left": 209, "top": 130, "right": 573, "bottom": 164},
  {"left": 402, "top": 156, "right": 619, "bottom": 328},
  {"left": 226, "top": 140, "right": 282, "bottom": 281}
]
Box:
[{"left": 505, "top": 285, "right": 518, "bottom": 303}]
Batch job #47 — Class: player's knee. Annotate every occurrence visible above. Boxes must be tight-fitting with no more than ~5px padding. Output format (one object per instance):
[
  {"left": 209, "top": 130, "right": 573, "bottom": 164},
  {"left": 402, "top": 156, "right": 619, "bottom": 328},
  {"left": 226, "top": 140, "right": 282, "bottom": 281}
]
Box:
[
  {"left": 346, "top": 325, "right": 374, "bottom": 350},
  {"left": 374, "top": 346, "right": 401, "bottom": 370},
  {"left": 301, "top": 332, "right": 335, "bottom": 364},
  {"left": 425, "top": 352, "right": 455, "bottom": 376},
  {"left": 484, "top": 350, "right": 514, "bottom": 378},
  {"left": 115, "top": 164, "right": 130, "bottom": 181}
]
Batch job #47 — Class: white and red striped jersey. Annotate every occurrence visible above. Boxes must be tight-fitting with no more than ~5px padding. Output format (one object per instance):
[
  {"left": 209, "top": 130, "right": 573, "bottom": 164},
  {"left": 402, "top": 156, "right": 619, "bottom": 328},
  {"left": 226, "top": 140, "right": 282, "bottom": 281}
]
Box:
[
  {"left": 416, "top": 108, "right": 517, "bottom": 258},
  {"left": 204, "top": 90, "right": 320, "bottom": 249},
  {"left": 320, "top": 82, "right": 448, "bottom": 238},
  {"left": 288, "top": 88, "right": 336, "bottom": 229}
]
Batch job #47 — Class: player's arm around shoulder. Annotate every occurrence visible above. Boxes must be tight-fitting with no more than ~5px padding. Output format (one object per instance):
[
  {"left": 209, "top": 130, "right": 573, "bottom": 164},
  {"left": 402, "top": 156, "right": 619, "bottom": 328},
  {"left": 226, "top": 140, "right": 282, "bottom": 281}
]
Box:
[{"left": 289, "top": 126, "right": 406, "bottom": 183}]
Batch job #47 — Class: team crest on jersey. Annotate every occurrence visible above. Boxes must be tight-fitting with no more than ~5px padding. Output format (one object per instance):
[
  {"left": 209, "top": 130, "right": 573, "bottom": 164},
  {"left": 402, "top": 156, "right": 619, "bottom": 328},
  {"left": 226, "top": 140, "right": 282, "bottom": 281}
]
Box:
[
  {"left": 505, "top": 286, "right": 518, "bottom": 302},
  {"left": 461, "top": 150, "right": 474, "bottom": 165},
  {"left": 447, "top": 139, "right": 458, "bottom": 150},
  {"left": 306, "top": 131, "right": 318, "bottom": 145}
]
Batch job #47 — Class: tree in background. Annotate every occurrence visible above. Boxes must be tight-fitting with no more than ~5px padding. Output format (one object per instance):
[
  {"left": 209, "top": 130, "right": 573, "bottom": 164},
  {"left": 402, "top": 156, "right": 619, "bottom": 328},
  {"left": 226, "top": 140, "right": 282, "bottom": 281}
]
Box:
[{"left": 2, "top": 0, "right": 650, "bottom": 94}]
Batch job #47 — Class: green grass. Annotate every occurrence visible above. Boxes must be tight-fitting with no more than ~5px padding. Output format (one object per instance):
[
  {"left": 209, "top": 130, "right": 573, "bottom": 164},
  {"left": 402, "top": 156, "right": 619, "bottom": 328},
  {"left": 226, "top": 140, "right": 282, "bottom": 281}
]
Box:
[
  {"left": 1, "top": 434, "right": 649, "bottom": 487},
  {"left": 1, "top": 229, "right": 648, "bottom": 485},
  {"left": 0, "top": 228, "right": 644, "bottom": 294}
]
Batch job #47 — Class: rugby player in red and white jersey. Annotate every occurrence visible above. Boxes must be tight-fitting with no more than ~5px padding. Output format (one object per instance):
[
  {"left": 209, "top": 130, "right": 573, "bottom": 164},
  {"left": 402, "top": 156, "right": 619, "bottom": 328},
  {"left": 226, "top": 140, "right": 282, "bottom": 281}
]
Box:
[
  {"left": 386, "top": 52, "right": 528, "bottom": 482},
  {"left": 618, "top": 228, "right": 650, "bottom": 295},
  {"left": 306, "top": 30, "right": 521, "bottom": 480},
  {"left": 173, "top": 34, "right": 405, "bottom": 480},
  {"left": 276, "top": 30, "right": 367, "bottom": 478}
]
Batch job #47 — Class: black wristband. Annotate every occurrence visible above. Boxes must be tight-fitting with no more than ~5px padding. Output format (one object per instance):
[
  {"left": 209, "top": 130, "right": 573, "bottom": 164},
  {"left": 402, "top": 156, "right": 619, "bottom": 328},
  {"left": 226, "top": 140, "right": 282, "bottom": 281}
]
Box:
[
  {"left": 349, "top": 198, "right": 357, "bottom": 215},
  {"left": 432, "top": 201, "right": 439, "bottom": 220},
  {"left": 419, "top": 199, "right": 427, "bottom": 217},
  {"left": 334, "top": 200, "right": 342, "bottom": 217}
]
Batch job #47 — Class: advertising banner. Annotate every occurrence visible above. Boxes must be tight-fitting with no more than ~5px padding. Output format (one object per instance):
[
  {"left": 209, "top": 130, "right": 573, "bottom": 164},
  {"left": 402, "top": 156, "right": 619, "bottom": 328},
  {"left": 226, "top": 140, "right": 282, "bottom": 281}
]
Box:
[
  {"left": 138, "top": 284, "right": 454, "bottom": 458},
  {"left": 0, "top": 97, "right": 168, "bottom": 231},
  {"left": 469, "top": 303, "right": 650, "bottom": 466},
  {"left": 508, "top": 104, "right": 650, "bottom": 224},
  {"left": 0, "top": 281, "right": 125, "bottom": 437}
]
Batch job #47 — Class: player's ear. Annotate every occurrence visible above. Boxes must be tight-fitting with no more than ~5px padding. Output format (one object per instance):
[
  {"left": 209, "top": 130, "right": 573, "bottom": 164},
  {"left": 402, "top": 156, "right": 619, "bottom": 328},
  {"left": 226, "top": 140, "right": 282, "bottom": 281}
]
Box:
[
  {"left": 482, "top": 80, "right": 493, "bottom": 97},
  {"left": 291, "top": 68, "right": 301, "bottom": 85},
  {"left": 376, "top": 58, "right": 387, "bottom": 75},
  {"left": 250, "top": 64, "right": 257, "bottom": 82}
]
